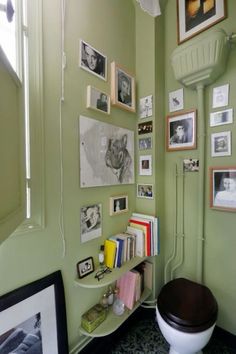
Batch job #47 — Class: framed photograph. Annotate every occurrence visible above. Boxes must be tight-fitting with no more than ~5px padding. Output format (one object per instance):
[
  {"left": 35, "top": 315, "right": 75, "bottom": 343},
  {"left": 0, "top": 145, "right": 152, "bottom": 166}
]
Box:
[
  {"left": 109, "top": 195, "right": 128, "bottom": 216},
  {"left": 211, "top": 131, "right": 231, "bottom": 157},
  {"left": 138, "top": 137, "right": 152, "bottom": 150},
  {"left": 138, "top": 121, "right": 153, "bottom": 135},
  {"left": 210, "top": 166, "right": 236, "bottom": 212},
  {"left": 210, "top": 108, "right": 233, "bottom": 127},
  {"left": 139, "top": 95, "right": 153, "bottom": 118},
  {"left": 80, "top": 203, "right": 102, "bottom": 244},
  {"left": 80, "top": 115, "right": 134, "bottom": 187},
  {"left": 79, "top": 39, "right": 107, "bottom": 80},
  {"left": 212, "top": 84, "right": 229, "bottom": 108},
  {"left": 139, "top": 155, "right": 152, "bottom": 176},
  {"left": 111, "top": 61, "right": 136, "bottom": 112},
  {"left": 166, "top": 109, "right": 197, "bottom": 152},
  {"left": 86, "top": 85, "right": 110, "bottom": 115},
  {"left": 137, "top": 184, "right": 153, "bottom": 199},
  {"left": 169, "top": 88, "right": 184, "bottom": 112},
  {"left": 183, "top": 158, "right": 199, "bottom": 172},
  {"left": 77, "top": 257, "right": 94, "bottom": 279},
  {"left": 177, "top": 0, "right": 226, "bottom": 44},
  {"left": 0, "top": 271, "right": 68, "bottom": 354}
]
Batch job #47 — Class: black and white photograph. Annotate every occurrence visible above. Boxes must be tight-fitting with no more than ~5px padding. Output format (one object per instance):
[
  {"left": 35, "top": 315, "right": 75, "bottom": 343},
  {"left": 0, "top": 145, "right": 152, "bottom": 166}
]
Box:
[
  {"left": 210, "top": 166, "right": 236, "bottom": 211},
  {"left": 109, "top": 195, "right": 128, "bottom": 216},
  {"left": 210, "top": 108, "right": 233, "bottom": 127},
  {"left": 80, "top": 203, "right": 102, "bottom": 243},
  {"left": 77, "top": 257, "right": 94, "bottom": 279},
  {"left": 177, "top": 0, "right": 226, "bottom": 44},
  {"left": 138, "top": 137, "right": 152, "bottom": 150},
  {"left": 137, "top": 184, "right": 153, "bottom": 199},
  {"left": 183, "top": 158, "right": 199, "bottom": 172},
  {"left": 167, "top": 110, "right": 196, "bottom": 152},
  {"left": 211, "top": 131, "right": 231, "bottom": 157},
  {"left": 80, "top": 115, "right": 134, "bottom": 187},
  {"left": 169, "top": 88, "right": 184, "bottom": 112},
  {"left": 139, "top": 95, "right": 153, "bottom": 118},
  {"left": 79, "top": 39, "right": 107, "bottom": 80},
  {"left": 86, "top": 85, "right": 110, "bottom": 115},
  {"left": 138, "top": 121, "right": 153, "bottom": 135},
  {"left": 212, "top": 83, "right": 229, "bottom": 108},
  {"left": 111, "top": 61, "right": 136, "bottom": 112},
  {"left": 139, "top": 155, "right": 152, "bottom": 176},
  {"left": 0, "top": 271, "right": 68, "bottom": 354}
]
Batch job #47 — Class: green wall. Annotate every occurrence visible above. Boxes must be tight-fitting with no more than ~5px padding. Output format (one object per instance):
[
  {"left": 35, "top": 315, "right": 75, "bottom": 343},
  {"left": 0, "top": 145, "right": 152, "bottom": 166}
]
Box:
[{"left": 164, "top": 0, "right": 236, "bottom": 335}]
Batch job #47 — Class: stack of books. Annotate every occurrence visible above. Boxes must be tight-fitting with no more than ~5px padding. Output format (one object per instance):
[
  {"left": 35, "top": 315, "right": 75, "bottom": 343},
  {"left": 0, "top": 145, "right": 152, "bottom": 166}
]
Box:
[{"left": 104, "top": 213, "right": 159, "bottom": 269}]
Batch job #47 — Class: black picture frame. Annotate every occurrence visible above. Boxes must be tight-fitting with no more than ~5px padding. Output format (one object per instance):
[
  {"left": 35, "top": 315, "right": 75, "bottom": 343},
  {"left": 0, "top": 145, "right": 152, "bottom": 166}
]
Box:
[
  {"left": 77, "top": 257, "right": 94, "bottom": 279},
  {"left": 0, "top": 271, "right": 69, "bottom": 354}
]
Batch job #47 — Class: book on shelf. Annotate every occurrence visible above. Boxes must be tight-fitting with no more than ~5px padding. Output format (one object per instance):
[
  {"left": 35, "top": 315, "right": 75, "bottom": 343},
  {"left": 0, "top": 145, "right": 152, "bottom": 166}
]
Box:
[
  {"left": 116, "top": 269, "right": 143, "bottom": 310},
  {"left": 104, "top": 239, "right": 117, "bottom": 268},
  {"left": 129, "top": 218, "right": 151, "bottom": 257},
  {"left": 126, "top": 225, "right": 145, "bottom": 258},
  {"left": 143, "top": 260, "right": 153, "bottom": 290},
  {"left": 109, "top": 235, "right": 124, "bottom": 268}
]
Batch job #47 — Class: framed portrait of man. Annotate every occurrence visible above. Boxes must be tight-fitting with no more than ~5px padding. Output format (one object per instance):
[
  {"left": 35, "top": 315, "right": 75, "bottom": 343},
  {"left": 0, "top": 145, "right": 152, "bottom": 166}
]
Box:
[
  {"left": 111, "top": 61, "right": 136, "bottom": 113},
  {"left": 79, "top": 39, "right": 107, "bottom": 80}
]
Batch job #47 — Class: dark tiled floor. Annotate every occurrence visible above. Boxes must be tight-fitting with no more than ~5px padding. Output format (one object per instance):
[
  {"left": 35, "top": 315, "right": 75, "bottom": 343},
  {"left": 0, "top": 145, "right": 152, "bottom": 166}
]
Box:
[{"left": 80, "top": 307, "right": 236, "bottom": 354}]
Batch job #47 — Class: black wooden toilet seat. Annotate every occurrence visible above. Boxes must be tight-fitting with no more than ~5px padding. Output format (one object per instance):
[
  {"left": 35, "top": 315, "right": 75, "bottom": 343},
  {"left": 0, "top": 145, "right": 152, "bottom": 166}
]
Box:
[{"left": 157, "top": 278, "right": 218, "bottom": 333}]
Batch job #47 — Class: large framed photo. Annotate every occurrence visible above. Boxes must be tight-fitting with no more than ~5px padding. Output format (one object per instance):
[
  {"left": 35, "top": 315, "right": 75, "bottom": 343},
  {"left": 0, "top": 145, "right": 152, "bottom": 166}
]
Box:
[
  {"left": 0, "top": 271, "right": 68, "bottom": 354},
  {"left": 111, "top": 61, "right": 136, "bottom": 112},
  {"left": 79, "top": 39, "right": 107, "bottom": 80},
  {"left": 77, "top": 257, "right": 94, "bottom": 279},
  {"left": 166, "top": 109, "right": 197, "bottom": 152},
  {"left": 177, "top": 0, "right": 227, "bottom": 44},
  {"left": 210, "top": 108, "right": 233, "bottom": 127},
  {"left": 109, "top": 195, "right": 128, "bottom": 216},
  {"left": 80, "top": 203, "right": 102, "bottom": 244},
  {"left": 86, "top": 85, "right": 110, "bottom": 115},
  {"left": 137, "top": 184, "right": 153, "bottom": 199},
  {"left": 211, "top": 131, "right": 231, "bottom": 157},
  {"left": 210, "top": 166, "right": 236, "bottom": 212}
]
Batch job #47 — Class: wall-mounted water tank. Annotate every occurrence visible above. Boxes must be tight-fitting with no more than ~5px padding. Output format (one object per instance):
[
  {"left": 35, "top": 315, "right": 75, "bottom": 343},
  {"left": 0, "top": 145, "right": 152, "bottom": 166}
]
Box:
[{"left": 171, "top": 28, "right": 230, "bottom": 89}]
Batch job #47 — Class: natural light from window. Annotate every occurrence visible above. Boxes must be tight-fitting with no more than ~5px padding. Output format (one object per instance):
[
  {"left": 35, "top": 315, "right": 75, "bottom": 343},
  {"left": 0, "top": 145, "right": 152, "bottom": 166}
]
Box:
[{"left": 0, "top": 0, "right": 16, "bottom": 71}]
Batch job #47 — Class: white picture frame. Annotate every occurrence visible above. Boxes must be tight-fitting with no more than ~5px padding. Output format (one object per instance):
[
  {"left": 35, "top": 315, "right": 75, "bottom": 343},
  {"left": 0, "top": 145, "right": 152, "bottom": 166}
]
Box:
[
  {"left": 212, "top": 84, "right": 229, "bottom": 108},
  {"left": 86, "top": 85, "right": 110, "bottom": 115},
  {"left": 169, "top": 88, "right": 184, "bottom": 112},
  {"left": 139, "top": 155, "right": 152, "bottom": 176},
  {"left": 139, "top": 95, "right": 153, "bottom": 118},
  {"left": 80, "top": 203, "right": 102, "bottom": 243},
  {"left": 210, "top": 108, "right": 233, "bottom": 127},
  {"left": 137, "top": 184, "right": 153, "bottom": 199},
  {"left": 211, "top": 131, "right": 231, "bottom": 157},
  {"left": 138, "top": 137, "right": 152, "bottom": 150}
]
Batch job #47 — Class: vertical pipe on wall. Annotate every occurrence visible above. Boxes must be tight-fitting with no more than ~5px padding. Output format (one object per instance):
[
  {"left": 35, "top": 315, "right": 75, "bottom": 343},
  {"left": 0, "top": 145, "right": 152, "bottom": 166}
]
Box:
[{"left": 196, "top": 83, "right": 205, "bottom": 283}]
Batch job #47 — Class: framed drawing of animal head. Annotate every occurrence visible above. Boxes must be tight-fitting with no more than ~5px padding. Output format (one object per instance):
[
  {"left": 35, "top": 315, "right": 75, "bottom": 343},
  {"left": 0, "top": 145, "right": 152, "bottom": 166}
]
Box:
[{"left": 79, "top": 115, "right": 134, "bottom": 187}]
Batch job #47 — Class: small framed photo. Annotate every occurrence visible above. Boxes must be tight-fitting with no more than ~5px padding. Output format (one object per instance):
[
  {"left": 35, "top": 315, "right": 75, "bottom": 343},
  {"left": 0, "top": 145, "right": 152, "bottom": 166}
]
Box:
[
  {"left": 139, "top": 95, "right": 153, "bottom": 118},
  {"left": 137, "top": 184, "right": 153, "bottom": 199},
  {"left": 86, "top": 85, "right": 110, "bottom": 115},
  {"left": 77, "top": 257, "right": 94, "bottom": 279},
  {"left": 138, "top": 137, "right": 152, "bottom": 150},
  {"left": 169, "top": 88, "right": 184, "bottom": 112},
  {"left": 79, "top": 39, "right": 107, "bottom": 80},
  {"left": 212, "top": 84, "right": 229, "bottom": 108},
  {"left": 210, "top": 166, "right": 236, "bottom": 212},
  {"left": 210, "top": 108, "right": 233, "bottom": 127},
  {"left": 211, "top": 131, "right": 231, "bottom": 157},
  {"left": 177, "top": 0, "right": 226, "bottom": 44},
  {"left": 109, "top": 195, "right": 128, "bottom": 216},
  {"left": 138, "top": 121, "right": 153, "bottom": 135},
  {"left": 80, "top": 204, "right": 102, "bottom": 244},
  {"left": 167, "top": 109, "right": 196, "bottom": 152},
  {"left": 111, "top": 61, "right": 136, "bottom": 112},
  {"left": 183, "top": 158, "right": 199, "bottom": 172},
  {"left": 139, "top": 155, "right": 152, "bottom": 176}
]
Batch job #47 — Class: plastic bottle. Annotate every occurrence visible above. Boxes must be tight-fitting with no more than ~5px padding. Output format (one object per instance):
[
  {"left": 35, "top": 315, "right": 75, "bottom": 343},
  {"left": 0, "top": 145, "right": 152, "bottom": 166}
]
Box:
[{"left": 99, "top": 245, "right": 104, "bottom": 266}]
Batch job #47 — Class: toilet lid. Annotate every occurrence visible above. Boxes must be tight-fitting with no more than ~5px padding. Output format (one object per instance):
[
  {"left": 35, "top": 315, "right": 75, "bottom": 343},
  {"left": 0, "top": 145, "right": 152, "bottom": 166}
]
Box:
[{"left": 157, "top": 278, "right": 218, "bottom": 333}]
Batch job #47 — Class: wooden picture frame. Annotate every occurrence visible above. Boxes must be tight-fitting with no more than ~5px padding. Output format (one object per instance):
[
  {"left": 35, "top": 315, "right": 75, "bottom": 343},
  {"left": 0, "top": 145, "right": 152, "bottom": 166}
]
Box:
[
  {"left": 77, "top": 257, "right": 94, "bottom": 279},
  {"left": 79, "top": 39, "right": 107, "bottom": 80},
  {"left": 177, "top": 0, "right": 227, "bottom": 44},
  {"left": 211, "top": 131, "right": 231, "bottom": 157},
  {"left": 0, "top": 271, "right": 69, "bottom": 354},
  {"left": 109, "top": 195, "right": 128, "bottom": 216},
  {"left": 210, "top": 166, "right": 236, "bottom": 212},
  {"left": 111, "top": 61, "right": 136, "bottom": 112},
  {"left": 166, "top": 109, "right": 197, "bottom": 152},
  {"left": 86, "top": 85, "right": 110, "bottom": 115}
]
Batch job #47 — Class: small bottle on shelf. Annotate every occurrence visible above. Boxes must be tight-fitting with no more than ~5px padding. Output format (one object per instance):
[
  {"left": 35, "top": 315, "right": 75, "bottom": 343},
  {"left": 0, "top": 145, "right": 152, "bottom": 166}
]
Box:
[
  {"left": 100, "top": 292, "right": 109, "bottom": 309},
  {"left": 107, "top": 286, "right": 114, "bottom": 305},
  {"left": 98, "top": 245, "right": 105, "bottom": 267}
]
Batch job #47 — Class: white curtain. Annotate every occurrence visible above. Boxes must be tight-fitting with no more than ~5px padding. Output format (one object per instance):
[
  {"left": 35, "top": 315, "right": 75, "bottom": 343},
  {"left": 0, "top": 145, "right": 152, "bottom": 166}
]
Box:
[{"left": 136, "top": 0, "right": 161, "bottom": 17}]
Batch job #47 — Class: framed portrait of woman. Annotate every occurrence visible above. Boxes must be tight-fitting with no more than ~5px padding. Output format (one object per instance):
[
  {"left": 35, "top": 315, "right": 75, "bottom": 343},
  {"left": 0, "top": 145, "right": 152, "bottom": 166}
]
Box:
[{"left": 210, "top": 166, "right": 236, "bottom": 212}]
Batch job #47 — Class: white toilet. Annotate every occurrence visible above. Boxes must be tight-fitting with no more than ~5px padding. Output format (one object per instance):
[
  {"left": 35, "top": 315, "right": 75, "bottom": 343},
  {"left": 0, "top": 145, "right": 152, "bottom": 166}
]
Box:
[{"left": 156, "top": 278, "right": 218, "bottom": 354}]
